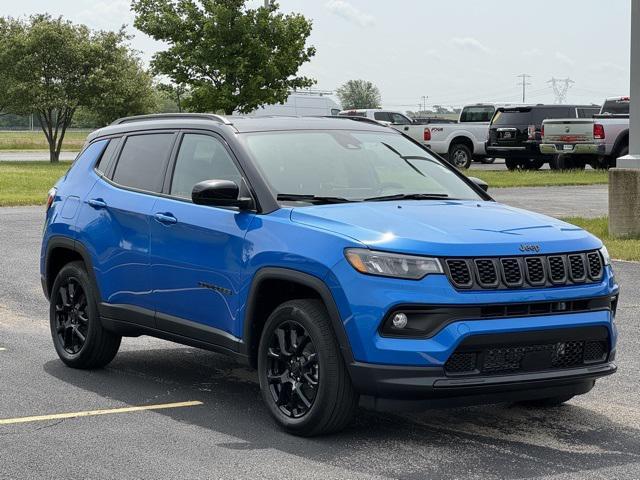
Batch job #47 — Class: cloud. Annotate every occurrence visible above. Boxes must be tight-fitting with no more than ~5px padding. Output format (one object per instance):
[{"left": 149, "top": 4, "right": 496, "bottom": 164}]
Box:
[
  {"left": 76, "top": 0, "right": 134, "bottom": 29},
  {"left": 523, "top": 48, "right": 542, "bottom": 57},
  {"left": 555, "top": 51, "right": 575, "bottom": 66},
  {"left": 451, "top": 37, "right": 492, "bottom": 54},
  {"left": 325, "top": 0, "right": 375, "bottom": 27},
  {"left": 590, "top": 62, "right": 628, "bottom": 74}
]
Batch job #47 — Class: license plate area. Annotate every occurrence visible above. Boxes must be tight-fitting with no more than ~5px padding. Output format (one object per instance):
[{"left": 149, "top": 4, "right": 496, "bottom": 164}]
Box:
[{"left": 562, "top": 144, "right": 574, "bottom": 151}]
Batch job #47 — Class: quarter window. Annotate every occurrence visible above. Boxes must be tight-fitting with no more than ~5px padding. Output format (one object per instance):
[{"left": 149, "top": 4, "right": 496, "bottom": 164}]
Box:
[
  {"left": 170, "top": 134, "right": 243, "bottom": 199},
  {"left": 95, "top": 138, "right": 120, "bottom": 175},
  {"left": 112, "top": 134, "right": 175, "bottom": 192}
]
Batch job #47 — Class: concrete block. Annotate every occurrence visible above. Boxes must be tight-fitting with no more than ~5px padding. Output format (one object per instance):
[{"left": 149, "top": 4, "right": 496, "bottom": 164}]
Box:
[{"left": 609, "top": 168, "right": 640, "bottom": 238}]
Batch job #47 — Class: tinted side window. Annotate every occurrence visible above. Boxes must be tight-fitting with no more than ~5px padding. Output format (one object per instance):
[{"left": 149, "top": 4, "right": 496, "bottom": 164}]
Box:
[
  {"left": 374, "top": 112, "right": 392, "bottom": 122},
  {"left": 95, "top": 138, "right": 120, "bottom": 175},
  {"left": 601, "top": 99, "right": 630, "bottom": 115},
  {"left": 112, "top": 134, "right": 175, "bottom": 192},
  {"left": 460, "top": 106, "right": 495, "bottom": 122},
  {"left": 170, "top": 134, "right": 243, "bottom": 199},
  {"left": 389, "top": 113, "right": 411, "bottom": 125}
]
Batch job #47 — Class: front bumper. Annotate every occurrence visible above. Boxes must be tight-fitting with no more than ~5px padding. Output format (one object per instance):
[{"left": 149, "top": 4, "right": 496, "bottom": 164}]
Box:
[
  {"left": 540, "top": 143, "right": 605, "bottom": 155},
  {"left": 352, "top": 361, "right": 616, "bottom": 410}
]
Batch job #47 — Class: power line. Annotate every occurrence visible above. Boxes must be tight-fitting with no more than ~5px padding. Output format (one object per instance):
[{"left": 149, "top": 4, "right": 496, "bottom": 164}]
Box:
[
  {"left": 547, "top": 77, "right": 575, "bottom": 104},
  {"left": 516, "top": 74, "right": 532, "bottom": 103}
]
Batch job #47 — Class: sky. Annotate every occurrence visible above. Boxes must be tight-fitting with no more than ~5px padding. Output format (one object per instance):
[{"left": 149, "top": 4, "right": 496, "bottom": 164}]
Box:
[{"left": 0, "top": 0, "right": 632, "bottom": 111}]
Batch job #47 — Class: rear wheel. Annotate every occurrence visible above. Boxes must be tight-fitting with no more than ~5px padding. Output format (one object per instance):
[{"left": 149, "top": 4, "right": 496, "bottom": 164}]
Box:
[
  {"left": 523, "top": 158, "right": 545, "bottom": 170},
  {"left": 258, "top": 299, "right": 358, "bottom": 436},
  {"left": 505, "top": 158, "right": 522, "bottom": 171},
  {"left": 448, "top": 143, "right": 472, "bottom": 169},
  {"left": 549, "top": 154, "right": 574, "bottom": 170},
  {"left": 50, "top": 261, "right": 121, "bottom": 369}
]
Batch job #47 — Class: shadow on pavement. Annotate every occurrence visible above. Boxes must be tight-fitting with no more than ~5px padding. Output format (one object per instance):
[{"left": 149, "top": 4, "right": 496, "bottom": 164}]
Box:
[{"left": 44, "top": 346, "right": 640, "bottom": 480}]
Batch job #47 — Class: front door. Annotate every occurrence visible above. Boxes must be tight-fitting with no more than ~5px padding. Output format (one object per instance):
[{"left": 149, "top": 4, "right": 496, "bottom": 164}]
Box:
[{"left": 150, "top": 133, "right": 255, "bottom": 345}]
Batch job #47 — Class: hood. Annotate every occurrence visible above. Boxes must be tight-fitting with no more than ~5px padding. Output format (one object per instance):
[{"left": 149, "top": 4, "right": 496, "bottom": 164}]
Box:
[{"left": 290, "top": 200, "right": 601, "bottom": 257}]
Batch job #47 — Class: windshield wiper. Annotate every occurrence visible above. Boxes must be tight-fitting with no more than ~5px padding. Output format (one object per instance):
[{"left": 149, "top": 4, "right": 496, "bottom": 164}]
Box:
[
  {"left": 277, "top": 193, "right": 356, "bottom": 204},
  {"left": 363, "top": 193, "right": 450, "bottom": 202}
]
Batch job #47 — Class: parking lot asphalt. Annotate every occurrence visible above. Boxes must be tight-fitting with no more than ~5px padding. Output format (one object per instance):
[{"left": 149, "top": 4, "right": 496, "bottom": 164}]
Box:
[
  {"left": 490, "top": 185, "right": 608, "bottom": 218},
  {"left": 1, "top": 206, "right": 639, "bottom": 480}
]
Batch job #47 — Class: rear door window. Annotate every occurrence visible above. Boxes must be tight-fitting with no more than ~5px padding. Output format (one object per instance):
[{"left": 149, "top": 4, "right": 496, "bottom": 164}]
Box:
[
  {"left": 374, "top": 112, "right": 393, "bottom": 122},
  {"left": 112, "top": 133, "right": 175, "bottom": 193},
  {"left": 95, "top": 137, "right": 121, "bottom": 175},
  {"left": 460, "top": 106, "right": 495, "bottom": 122}
]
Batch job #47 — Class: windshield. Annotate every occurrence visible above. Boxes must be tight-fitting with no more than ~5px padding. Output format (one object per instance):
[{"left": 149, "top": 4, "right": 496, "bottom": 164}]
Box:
[{"left": 241, "top": 130, "right": 483, "bottom": 203}]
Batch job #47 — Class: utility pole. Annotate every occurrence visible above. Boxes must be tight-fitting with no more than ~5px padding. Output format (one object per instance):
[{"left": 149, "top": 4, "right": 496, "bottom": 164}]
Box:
[
  {"left": 421, "top": 95, "right": 428, "bottom": 114},
  {"left": 264, "top": 0, "right": 272, "bottom": 7},
  {"left": 547, "top": 77, "right": 575, "bottom": 104},
  {"left": 516, "top": 74, "right": 532, "bottom": 103}
]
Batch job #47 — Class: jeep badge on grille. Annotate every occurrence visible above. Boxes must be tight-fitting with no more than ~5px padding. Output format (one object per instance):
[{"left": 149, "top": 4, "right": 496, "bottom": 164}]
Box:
[{"left": 519, "top": 244, "right": 541, "bottom": 253}]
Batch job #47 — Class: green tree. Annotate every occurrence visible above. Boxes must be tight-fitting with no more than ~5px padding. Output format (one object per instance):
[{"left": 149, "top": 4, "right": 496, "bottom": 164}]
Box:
[
  {"left": 0, "top": 15, "right": 156, "bottom": 162},
  {"left": 336, "top": 80, "right": 382, "bottom": 110},
  {"left": 132, "top": 0, "right": 316, "bottom": 115}
]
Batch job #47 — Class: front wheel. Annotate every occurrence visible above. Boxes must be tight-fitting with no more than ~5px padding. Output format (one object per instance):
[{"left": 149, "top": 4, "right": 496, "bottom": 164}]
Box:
[
  {"left": 448, "top": 143, "right": 472, "bottom": 169},
  {"left": 257, "top": 299, "right": 358, "bottom": 436},
  {"left": 50, "top": 261, "right": 121, "bottom": 369}
]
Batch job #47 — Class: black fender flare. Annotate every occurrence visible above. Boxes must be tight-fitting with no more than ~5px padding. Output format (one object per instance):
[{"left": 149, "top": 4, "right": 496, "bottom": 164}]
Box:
[
  {"left": 242, "top": 267, "right": 354, "bottom": 366},
  {"left": 612, "top": 129, "right": 629, "bottom": 157},
  {"left": 44, "top": 236, "right": 101, "bottom": 301}
]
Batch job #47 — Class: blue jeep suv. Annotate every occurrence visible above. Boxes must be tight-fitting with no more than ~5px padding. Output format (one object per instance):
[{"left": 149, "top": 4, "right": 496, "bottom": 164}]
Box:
[{"left": 41, "top": 114, "right": 618, "bottom": 436}]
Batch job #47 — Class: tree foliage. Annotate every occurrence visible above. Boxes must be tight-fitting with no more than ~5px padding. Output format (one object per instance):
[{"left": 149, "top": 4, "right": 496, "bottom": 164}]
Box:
[
  {"left": 336, "top": 79, "right": 382, "bottom": 110},
  {"left": 132, "top": 0, "right": 316, "bottom": 114},
  {"left": 0, "top": 15, "right": 156, "bottom": 162}
]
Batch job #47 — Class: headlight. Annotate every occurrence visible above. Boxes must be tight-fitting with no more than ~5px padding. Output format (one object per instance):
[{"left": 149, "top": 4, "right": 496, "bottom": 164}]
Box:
[
  {"left": 599, "top": 245, "right": 611, "bottom": 266},
  {"left": 344, "top": 248, "right": 443, "bottom": 280}
]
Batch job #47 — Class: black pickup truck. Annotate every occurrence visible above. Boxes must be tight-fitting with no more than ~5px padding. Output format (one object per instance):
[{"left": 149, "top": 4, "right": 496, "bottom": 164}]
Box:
[{"left": 486, "top": 104, "right": 600, "bottom": 170}]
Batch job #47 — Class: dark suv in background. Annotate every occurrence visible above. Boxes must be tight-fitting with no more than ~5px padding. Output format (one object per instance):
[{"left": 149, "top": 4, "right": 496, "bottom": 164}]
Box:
[{"left": 486, "top": 104, "right": 600, "bottom": 170}]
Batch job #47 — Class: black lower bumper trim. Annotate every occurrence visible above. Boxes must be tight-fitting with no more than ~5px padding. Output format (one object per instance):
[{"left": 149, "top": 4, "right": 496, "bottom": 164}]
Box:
[{"left": 349, "top": 361, "right": 616, "bottom": 410}]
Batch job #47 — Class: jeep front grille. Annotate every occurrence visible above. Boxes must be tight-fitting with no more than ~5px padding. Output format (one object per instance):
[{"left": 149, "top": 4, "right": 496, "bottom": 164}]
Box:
[{"left": 444, "top": 251, "right": 604, "bottom": 290}]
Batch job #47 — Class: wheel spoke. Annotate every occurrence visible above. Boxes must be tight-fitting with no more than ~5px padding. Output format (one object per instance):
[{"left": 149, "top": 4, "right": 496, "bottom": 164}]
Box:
[
  {"left": 302, "top": 352, "right": 317, "bottom": 368},
  {"left": 296, "top": 334, "right": 310, "bottom": 353},
  {"left": 267, "top": 370, "right": 289, "bottom": 384},
  {"left": 73, "top": 327, "right": 86, "bottom": 344},
  {"left": 303, "top": 373, "right": 318, "bottom": 386},
  {"left": 59, "top": 286, "right": 69, "bottom": 308},
  {"left": 275, "top": 328, "right": 292, "bottom": 356},
  {"left": 293, "top": 384, "right": 312, "bottom": 408}
]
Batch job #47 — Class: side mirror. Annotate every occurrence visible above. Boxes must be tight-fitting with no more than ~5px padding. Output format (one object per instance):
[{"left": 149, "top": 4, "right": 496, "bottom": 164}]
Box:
[
  {"left": 468, "top": 176, "right": 489, "bottom": 192},
  {"left": 192, "top": 179, "right": 253, "bottom": 209}
]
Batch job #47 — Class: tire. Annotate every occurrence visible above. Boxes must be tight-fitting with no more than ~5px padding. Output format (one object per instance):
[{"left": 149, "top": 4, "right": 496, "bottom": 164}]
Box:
[
  {"left": 522, "top": 158, "right": 544, "bottom": 170},
  {"left": 549, "top": 154, "right": 573, "bottom": 171},
  {"left": 257, "top": 299, "right": 358, "bottom": 436},
  {"left": 448, "top": 143, "right": 472, "bottom": 169},
  {"left": 505, "top": 158, "right": 522, "bottom": 171},
  {"left": 480, "top": 157, "right": 496, "bottom": 164},
  {"left": 49, "top": 261, "right": 121, "bottom": 369},
  {"left": 516, "top": 395, "right": 574, "bottom": 408}
]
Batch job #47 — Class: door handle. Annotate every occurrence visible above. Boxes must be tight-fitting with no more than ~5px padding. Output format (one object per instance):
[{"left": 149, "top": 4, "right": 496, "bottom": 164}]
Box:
[
  {"left": 154, "top": 212, "right": 178, "bottom": 225},
  {"left": 404, "top": 126, "right": 409, "bottom": 131},
  {"left": 88, "top": 198, "right": 107, "bottom": 209}
]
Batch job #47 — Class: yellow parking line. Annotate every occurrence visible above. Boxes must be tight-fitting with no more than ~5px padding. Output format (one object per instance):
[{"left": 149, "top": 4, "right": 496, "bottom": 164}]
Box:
[{"left": 0, "top": 400, "right": 203, "bottom": 426}]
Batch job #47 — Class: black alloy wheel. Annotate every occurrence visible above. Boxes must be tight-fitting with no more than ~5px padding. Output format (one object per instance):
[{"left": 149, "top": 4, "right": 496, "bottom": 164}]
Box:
[
  {"left": 53, "top": 278, "right": 89, "bottom": 355},
  {"left": 266, "top": 321, "right": 319, "bottom": 418}
]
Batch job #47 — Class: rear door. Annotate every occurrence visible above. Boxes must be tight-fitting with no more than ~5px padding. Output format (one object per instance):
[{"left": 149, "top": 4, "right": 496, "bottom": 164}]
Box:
[
  {"left": 150, "top": 132, "right": 256, "bottom": 343},
  {"left": 77, "top": 132, "right": 176, "bottom": 320}
]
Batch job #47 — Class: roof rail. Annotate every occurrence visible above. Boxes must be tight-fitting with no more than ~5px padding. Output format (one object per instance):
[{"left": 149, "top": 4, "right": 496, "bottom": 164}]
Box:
[
  {"left": 111, "top": 113, "right": 233, "bottom": 126},
  {"left": 321, "top": 115, "right": 387, "bottom": 127}
]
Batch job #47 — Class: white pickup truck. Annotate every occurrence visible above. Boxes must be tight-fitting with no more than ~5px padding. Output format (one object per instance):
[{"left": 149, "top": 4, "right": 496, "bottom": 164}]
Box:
[
  {"left": 540, "top": 97, "right": 630, "bottom": 169},
  {"left": 339, "top": 104, "right": 503, "bottom": 169}
]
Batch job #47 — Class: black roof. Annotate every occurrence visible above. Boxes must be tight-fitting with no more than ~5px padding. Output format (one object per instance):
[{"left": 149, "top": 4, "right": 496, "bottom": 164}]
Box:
[{"left": 87, "top": 114, "right": 391, "bottom": 142}]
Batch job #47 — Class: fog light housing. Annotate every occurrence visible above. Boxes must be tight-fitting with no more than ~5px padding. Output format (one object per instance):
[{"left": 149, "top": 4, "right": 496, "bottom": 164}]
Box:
[{"left": 391, "top": 312, "right": 408, "bottom": 329}]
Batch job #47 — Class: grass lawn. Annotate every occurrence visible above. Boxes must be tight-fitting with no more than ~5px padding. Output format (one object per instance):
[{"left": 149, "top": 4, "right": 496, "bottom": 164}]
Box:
[
  {"left": 467, "top": 170, "right": 608, "bottom": 188},
  {"left": 562, "top": 216, "right": 640, "bottom": 262},
  {"left": 0, "top": 130, "right": 87, "bottom": 151},
  {"left": 0, "top": 161, "right": 70, "bottom": 207}
]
